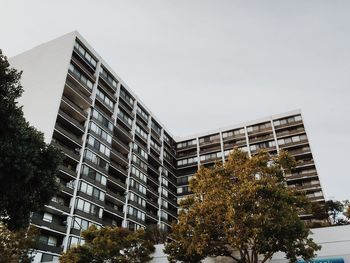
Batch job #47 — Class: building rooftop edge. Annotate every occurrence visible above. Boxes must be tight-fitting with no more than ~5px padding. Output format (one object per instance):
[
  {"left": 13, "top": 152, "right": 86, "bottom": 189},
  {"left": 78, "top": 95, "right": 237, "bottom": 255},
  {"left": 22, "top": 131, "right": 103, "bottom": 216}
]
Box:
[
  {"left": 9, "top": 31, "right": 303, "bottom": 144},
  {"left": 174, "top": 109, "right": 302, "bottom": 142}
]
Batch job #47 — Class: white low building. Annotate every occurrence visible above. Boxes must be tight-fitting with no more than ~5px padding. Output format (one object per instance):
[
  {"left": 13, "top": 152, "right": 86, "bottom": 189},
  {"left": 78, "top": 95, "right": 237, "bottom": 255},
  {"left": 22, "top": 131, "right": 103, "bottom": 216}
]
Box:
[{"left": 151, "top": 225, "right": 350, "bottom": 263}]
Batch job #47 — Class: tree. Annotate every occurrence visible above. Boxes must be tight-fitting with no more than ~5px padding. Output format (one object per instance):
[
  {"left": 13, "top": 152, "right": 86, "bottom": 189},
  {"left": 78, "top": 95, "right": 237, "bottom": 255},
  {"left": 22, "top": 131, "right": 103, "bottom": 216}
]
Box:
[
  {"left": 0, "top": 49, "right": 63, "bottom": 230},
  {"left": 145, "top": 224, "right": 169, "bottom": 244},
  {"left": 60, "top": 225, "right": 155, "bottom": 263},
  {"left": 164, "top": 149, "right": 320, "bottom": 263},
  {"left": 0, "top": 223, "right": 38, "bottom": 263},
  {"left": 311, "top": 200, "right": 350, "bottom": 226}
]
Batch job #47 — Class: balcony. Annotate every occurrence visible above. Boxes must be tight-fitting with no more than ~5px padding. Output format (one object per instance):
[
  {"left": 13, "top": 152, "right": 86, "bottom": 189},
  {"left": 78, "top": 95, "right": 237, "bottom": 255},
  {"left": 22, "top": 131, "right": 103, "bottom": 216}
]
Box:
[
  {"left": 59, "top": 165, "right": 77, "bottom": 179},
  {"left": 274, "top": 120, "right": 303, "bottom": 130},
  {"left": 64, "top": 80, "right": 92, "bottom": 107},
  {"left": 60, "top": 96, "right": 88, "bottom": 120},
  {"left": 111, "top": 148, "right": 129, "bottom": 167},
  {"left": 98, "top": 83, "right": 117, "bottom": 103},
  {"left": 95, "top": 95, "right": 114, "bottom": 116},
  {"left": 118, "top": 102, "right": 135, "bottom": 118},
  {"left": 146, "top": 198, "right": 159, "bottom": 209},
  {"left": 109, "top": 161, "right": 128, "bottom": 177},
  {"left": 105, "top": 189, "right": 125, "bottom": 205},
  {"left": 74, "top": 209, "right": 103, "bottom": 224},
  {"left": 60, "top": 183, "right": 74, "bottom": 196},
  {"left": 112, "top": 137, "right": 130, "bottom": 154},
  {"left": 99, "top": 73, "right": 117, "bottom": 94},
  {"left": 35, "top": 242, "right": 63, "bottom": 254},
  {"left": 57, "top": 109, "right": 85, "bottom": 132},
  {"left": 67, "top": 72, "right": 92, "bottom": 97},
  {"left": 71, "top": 56, "right": 95, "bottom": 80},
  {"left": 286, "top": 171, "right": 318, "bottom": 181},
  {"left": 296, "top": 159, "right": 314, "bottom": 168},
  {"left": 199, "top": 145, "right": 221, "bottom": 155},
  {"left": 108, "top": 175, "right": 127, "bottom": 190},
  {"left": 247, "top": 126, "right": 272, "bottom": 136},
  {"left": 51, "top": 141, "right": 80, "bottom": 163},
  {"left": 248, "top": 134, "right": 274, "bottom": 144},
  {"left": 31, "top": 216, "right": 67, "bottom": 234},
  {"left": 54, "top": 123, "right": 82, "bottom": 147},
  {"left": 114, "top": 124, "right": 133, "bottom": 142},
  {"left": 72, "top": 47, "right": 97, "bottom": 74},
  {"left": 104, "top": 204, "right": 124, "bottom": 218},
  {"left": 279, "top": 139, "right": 309, "bottom": 149},
  {"left": 119, "top": 92, "right": 134, "bottom": 109},
  {"left": 117, "top": 114, "right": 133, "bottom": 131},
  {"left": 48, "top": 201, "right": 70, "bottom": 214},
  {"left": 276, "top": 128, "right": 305, "bottom": 139},
  {"left": 136, "top": 117, "right": 149, "bottom": 132}
]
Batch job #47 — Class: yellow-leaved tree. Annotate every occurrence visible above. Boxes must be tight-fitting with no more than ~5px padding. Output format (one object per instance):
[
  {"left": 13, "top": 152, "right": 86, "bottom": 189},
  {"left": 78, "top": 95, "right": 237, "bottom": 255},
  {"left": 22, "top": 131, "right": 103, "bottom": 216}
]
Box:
[{"left": 164, "top": 149, "right": 320, "bottom": 263}]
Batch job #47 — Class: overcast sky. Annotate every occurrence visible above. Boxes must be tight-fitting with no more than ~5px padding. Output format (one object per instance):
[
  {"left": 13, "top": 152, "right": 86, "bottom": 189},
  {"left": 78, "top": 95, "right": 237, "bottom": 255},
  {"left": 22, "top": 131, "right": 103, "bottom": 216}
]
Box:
[{"left": 1, "top": 0, "right": 349, "bottom": 200}]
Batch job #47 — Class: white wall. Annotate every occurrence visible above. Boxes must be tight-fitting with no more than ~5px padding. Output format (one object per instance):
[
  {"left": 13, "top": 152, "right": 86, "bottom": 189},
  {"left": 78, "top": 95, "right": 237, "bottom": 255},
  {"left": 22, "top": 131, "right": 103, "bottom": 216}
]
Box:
[
  {"left": 150, "top": 225, "right": 350, "bottom": 263},
  {"left": 9, "top": 32, "right": 76, "bottom": 143}
]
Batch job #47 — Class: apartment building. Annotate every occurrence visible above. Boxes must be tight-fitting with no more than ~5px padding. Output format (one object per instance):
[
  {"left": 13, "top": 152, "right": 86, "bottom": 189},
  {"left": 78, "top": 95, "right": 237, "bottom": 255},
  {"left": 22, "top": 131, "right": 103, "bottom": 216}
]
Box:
[
  {"left": 9, "top": 31, "right": 324, "bottom": 263},
  {"left": 175, "top": 112, "right": 324, "bottom": 207}
]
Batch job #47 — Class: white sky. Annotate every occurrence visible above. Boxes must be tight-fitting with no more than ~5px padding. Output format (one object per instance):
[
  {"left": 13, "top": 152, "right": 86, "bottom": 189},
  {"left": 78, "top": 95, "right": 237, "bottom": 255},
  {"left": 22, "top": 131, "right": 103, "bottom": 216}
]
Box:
[{"left": 1, "top": 0, "right": 349, "bottom": 200}]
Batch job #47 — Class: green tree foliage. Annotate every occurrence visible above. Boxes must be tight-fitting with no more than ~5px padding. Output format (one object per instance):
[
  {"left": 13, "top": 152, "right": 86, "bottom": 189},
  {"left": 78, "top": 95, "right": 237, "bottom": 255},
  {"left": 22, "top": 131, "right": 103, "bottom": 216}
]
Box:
[
  {"left": 0, "top": 49, "right": 63, "bottom": 230},
  {"left": 0, "top": 223, "right": 38, "bottom": 263},
  {"left": 164, "top": 149, "right": 320, "bottom": 263},
  {"left": 311, "top": 200, "right": 350, "bottom": 226},
  {"left": 60, "top": 225, "right": 155, "bottom": 263}
]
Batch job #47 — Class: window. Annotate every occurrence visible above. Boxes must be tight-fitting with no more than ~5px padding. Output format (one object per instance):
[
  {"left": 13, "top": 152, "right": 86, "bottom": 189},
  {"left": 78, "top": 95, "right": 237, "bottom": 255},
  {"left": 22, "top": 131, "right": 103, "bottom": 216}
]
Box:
[
  {"left": 87, "top": 136, "right": 111, "bottom": 157},
  {"left": 128, "top": 206, "right": 145, "bottom": 221},
  {"left": 199, "top": 134, "right": 220, "bottom": 144},
  {"left": 92, "top": 109, "right": 113, "bottom": 131},
  {"left": 118, "top": 110, "right": 133, "bottom": 127},
  {"left": 129, "top": 192, "right": 146, "bottom": 207},
  {"left": 79, "top": 181, "right": 105, "bottom": 201},
  {"left": 132, "top": 154, "right": 148, "bottom": 171},
  {"left": 84, "top": 150, "right": 109, "bottom": 171},
  {"left": 72, "top": 216, "right": 98, "bottom": 231},
  {"left": 43, "top": 213, "right": 53, "bottom": 223},
  {"left": 150, "top": 139, "right": 161, "bottom": 152},
  {"left": 200, "top": 152, "right": 222, "bottom": 162},
  {"left": 137, "top": 105, "right": 149, "bottom": 121},
  {"left": 161, "top": 211, "right": 168, "bottom": 221},
  {"left": 68, "top": 63, "right": 93, "bottom": 89},
  {"left": 222, "top": 128, "right": 245, "bottom": 139},
  {"left": 120, "top": 87, "right": 134, "bottom": 106},
  {"left": 133, "top": 143, "right": 148, "bottom": 160},
  {"left": 177, "top": 139, "right": 197, "bottom": 149},
  {"left": 131, "top": 166, "right": 147, "bottom": 183},
  {"left": 151, "top": 120, "right": 161, "bottom": 134},
  {"left": 162, "top": 188, "right": 168, "bottom": 197},
  {"left": 96, "top": 88, "right": 114, "bottom": 109},
  {"left": 177, "top": 157, "right": 198, "bottom": 166},
  {"left": 250, "top": 141, "right": 276, "bottom": 152},
  {"left": 278, "top": 134, "right": 307, "bottom": 145},
  {"left": 161, "top": 199, "right": 168, "bottom": 208},
  {"left": 39, "top": 235, "right": 57, "bottom": 246},
  {"left": 274, "top": 115, "right": 302, "bottom": 126},
  {"left": 89, "top": 122, "right": 112, "bottom": 144},
  {"left": 100, "top": 67, "right": 118, "bottom": 89},
  {"left": 135, "top": 125, "right": 148, "bottom": 140},
  {"left": 129, "top": 178, "right": 147, "bottom": 195},
  {"left": 74, "top": 41, "right": 97, "bottom": 68},
  {"left": 75, "top": 198, "right": 103, "bottom": 218},
  {"left": 162, "top": 177, "right": 168, "bottom": 187},
  {"left": 81, "top": 165, "right": 107, "bottom": 185}
]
